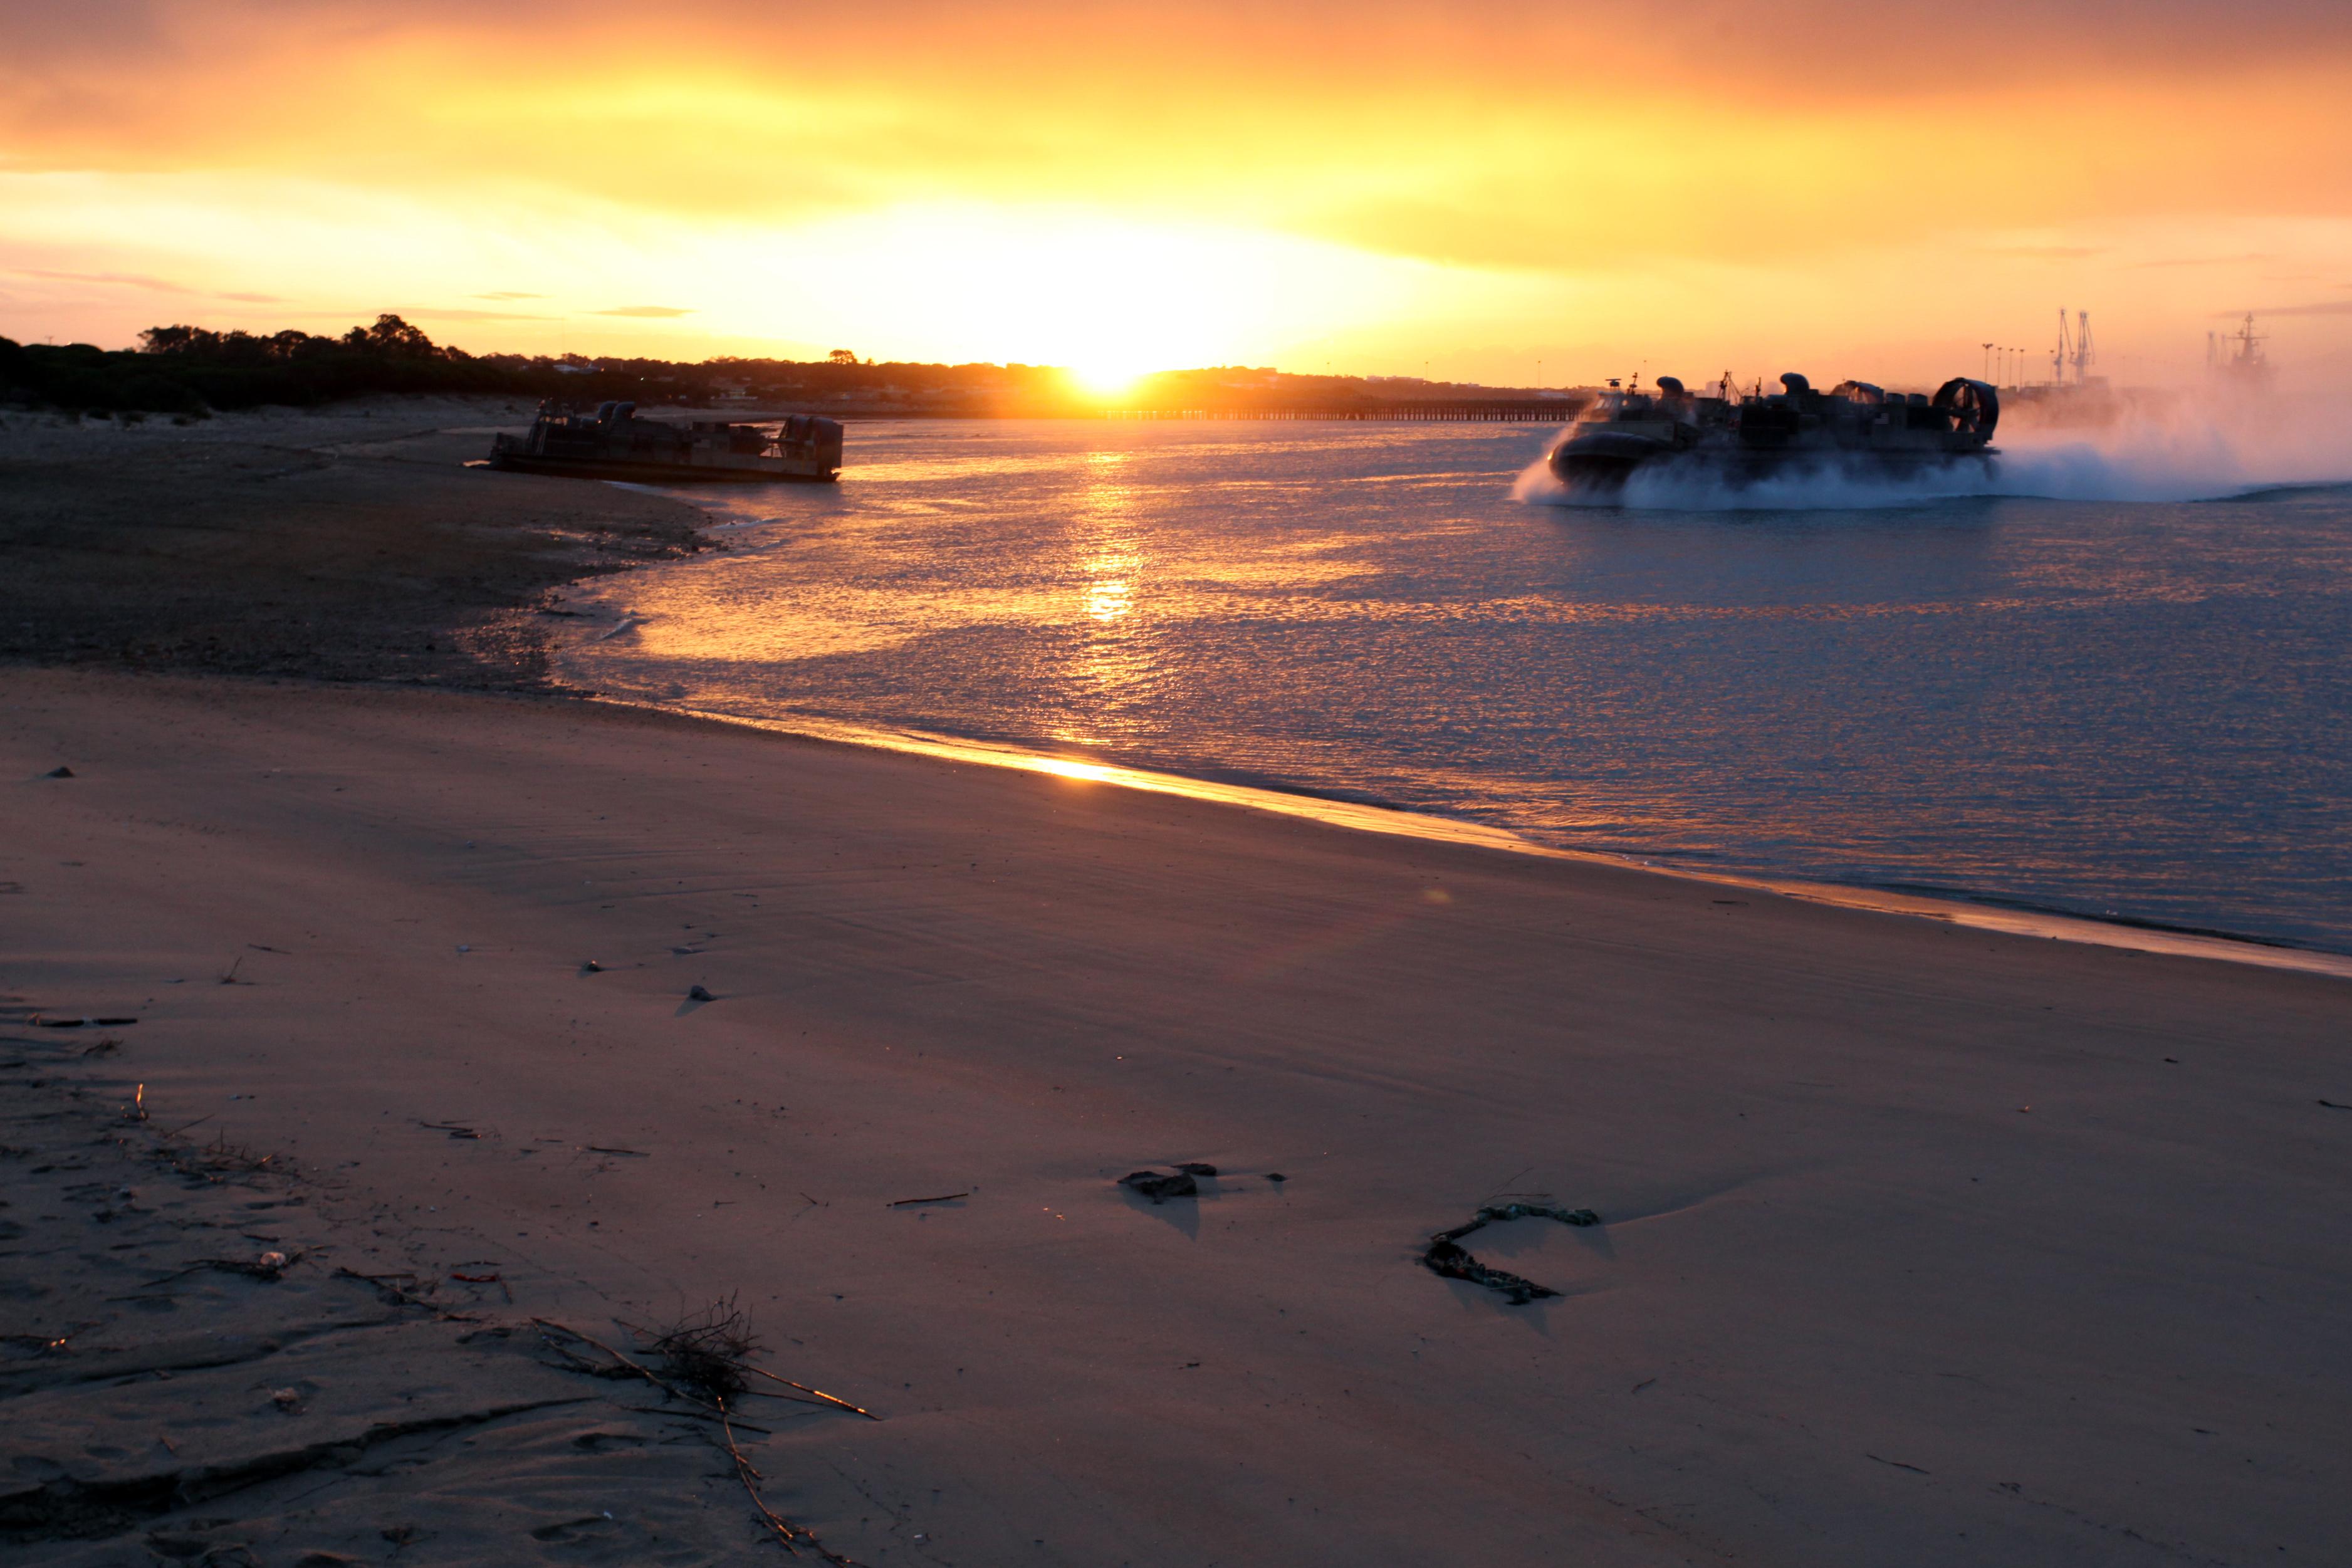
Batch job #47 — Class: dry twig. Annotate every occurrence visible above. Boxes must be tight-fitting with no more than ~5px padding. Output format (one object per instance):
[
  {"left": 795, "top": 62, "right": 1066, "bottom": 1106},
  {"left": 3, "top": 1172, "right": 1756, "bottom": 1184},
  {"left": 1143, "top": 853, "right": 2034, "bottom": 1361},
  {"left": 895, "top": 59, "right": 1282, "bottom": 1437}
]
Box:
[{"left": 740, "top": 1365, "right": 879, "bottom": 1421}]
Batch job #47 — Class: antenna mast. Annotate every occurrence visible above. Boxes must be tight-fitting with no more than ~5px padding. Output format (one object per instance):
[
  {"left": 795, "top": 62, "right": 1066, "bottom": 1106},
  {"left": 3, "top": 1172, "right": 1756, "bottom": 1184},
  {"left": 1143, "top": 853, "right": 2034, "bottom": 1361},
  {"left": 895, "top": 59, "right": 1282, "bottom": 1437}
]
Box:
[{"left": 2072, "top": 310, "right": 2094, "bottom": 385}]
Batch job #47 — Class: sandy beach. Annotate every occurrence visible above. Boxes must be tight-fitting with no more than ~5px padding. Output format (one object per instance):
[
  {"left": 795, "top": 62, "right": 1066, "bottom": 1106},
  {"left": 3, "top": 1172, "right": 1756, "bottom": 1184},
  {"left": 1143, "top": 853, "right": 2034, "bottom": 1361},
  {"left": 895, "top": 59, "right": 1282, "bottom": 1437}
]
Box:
[
  {"left": 6, "top": 661, "right": 2349, "bottom": 1565},
  {"left": 0, "top": 400, "right": 706, "bottom": 689}
]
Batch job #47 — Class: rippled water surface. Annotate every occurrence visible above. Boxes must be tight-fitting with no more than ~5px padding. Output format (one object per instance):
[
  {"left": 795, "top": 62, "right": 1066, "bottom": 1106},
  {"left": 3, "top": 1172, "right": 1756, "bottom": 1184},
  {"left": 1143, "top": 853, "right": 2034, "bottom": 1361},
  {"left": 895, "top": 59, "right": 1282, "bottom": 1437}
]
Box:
[{"left": 562, "top": 418, "right": 2352, "bottom": 952}]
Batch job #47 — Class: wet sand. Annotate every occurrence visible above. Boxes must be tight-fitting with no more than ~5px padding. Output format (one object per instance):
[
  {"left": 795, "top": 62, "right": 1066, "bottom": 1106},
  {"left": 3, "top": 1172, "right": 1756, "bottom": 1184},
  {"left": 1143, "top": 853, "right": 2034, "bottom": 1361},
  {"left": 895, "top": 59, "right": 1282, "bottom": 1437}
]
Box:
[
  {"left": 6, "top": 665, "right": 2349, "bottom": 1566},
  {"left": 0, "top": 399, "right": 708, "bottom": 689}
]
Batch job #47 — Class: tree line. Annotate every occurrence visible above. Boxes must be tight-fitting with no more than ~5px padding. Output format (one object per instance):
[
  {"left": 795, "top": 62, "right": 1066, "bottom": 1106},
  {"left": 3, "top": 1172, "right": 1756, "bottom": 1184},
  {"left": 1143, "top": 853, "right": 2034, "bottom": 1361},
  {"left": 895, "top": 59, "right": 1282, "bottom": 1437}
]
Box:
[{"left": 0, "top": 314, "right": 1097, "bottom": 417}]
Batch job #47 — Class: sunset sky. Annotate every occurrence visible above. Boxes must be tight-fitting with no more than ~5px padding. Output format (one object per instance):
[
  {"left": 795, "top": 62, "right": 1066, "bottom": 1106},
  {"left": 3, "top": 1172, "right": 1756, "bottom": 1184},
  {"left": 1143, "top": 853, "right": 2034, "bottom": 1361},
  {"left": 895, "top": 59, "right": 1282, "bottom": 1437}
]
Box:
[{"left": 4, "top": 0, "right": 2349, "bottom": 388}]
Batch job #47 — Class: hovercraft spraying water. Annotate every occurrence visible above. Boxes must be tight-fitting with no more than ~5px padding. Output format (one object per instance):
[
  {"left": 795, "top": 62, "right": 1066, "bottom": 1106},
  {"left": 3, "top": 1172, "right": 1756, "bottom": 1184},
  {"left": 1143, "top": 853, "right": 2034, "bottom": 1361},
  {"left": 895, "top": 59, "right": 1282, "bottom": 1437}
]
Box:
[{"left": 1546, "top": 372, "right": 1998, "bottom": 494}]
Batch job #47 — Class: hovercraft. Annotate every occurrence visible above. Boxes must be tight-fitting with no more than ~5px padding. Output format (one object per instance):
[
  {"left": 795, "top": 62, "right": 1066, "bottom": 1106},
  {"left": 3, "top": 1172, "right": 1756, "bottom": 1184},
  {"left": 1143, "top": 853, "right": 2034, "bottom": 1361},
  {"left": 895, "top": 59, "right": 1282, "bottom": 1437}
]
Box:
[{"left": 1547, "top": 372, "right": 1997, "bottom": 494}]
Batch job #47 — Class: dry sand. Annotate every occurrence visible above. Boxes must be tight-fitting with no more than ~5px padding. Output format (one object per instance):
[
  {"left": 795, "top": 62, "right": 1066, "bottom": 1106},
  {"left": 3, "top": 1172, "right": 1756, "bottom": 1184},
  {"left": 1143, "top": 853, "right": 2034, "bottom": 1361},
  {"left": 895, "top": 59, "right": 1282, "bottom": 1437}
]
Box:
[{"left": 4, "top": 666, "right": 2348, "bottom": 1565}]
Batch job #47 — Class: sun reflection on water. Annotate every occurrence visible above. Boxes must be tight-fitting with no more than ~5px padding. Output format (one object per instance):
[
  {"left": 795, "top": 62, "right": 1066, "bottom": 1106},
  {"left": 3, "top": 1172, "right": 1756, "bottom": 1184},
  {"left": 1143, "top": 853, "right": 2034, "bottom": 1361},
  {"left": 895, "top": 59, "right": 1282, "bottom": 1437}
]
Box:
[
  {"left": 1045, "top": 445, "right": 1166, "bottom": 748},
  {"left": 558, "top": 419, "right": 2352, "bottom": 959}
]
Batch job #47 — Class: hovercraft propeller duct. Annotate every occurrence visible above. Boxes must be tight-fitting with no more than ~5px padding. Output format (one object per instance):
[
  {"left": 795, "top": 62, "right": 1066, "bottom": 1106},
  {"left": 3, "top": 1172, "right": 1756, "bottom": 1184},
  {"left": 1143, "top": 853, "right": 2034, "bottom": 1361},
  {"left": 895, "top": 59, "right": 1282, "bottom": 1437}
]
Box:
[{"left": 1932, "top": 378, "right": 1999, "bottom": 445}]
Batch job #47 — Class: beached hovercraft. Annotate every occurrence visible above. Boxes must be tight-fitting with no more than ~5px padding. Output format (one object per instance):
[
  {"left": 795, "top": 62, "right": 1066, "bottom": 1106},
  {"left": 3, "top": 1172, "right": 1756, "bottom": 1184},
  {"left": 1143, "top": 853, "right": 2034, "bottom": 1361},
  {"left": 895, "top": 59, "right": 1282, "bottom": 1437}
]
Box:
[
  {"left": 1546, "top": 373, "right": 1997, "bottom": 494},
  {"left": 488, "top": 400, "right": 844, "bottom": 483}
]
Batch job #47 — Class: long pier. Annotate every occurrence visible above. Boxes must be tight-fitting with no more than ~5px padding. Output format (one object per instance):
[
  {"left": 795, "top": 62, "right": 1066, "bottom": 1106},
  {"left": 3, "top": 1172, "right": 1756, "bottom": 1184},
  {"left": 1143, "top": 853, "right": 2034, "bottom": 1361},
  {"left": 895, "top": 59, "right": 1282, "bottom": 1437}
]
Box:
[{"left": 1103, "top": 400, "right": 1583, "bottom": 424}]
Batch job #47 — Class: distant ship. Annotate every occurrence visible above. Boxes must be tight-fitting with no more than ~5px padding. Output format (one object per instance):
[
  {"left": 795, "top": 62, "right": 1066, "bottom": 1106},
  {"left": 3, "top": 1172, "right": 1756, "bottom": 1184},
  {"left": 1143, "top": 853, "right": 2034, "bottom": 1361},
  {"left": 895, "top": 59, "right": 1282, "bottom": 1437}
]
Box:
[
  {"left": 488, "top": 400, "right": 843, "bottom": 483},
  {"left": 1546, "top": 373, "right": 1998, "bottom": 493},
  {"left": 2207, "top": 313, "right": 2273, "bottom": 397}
]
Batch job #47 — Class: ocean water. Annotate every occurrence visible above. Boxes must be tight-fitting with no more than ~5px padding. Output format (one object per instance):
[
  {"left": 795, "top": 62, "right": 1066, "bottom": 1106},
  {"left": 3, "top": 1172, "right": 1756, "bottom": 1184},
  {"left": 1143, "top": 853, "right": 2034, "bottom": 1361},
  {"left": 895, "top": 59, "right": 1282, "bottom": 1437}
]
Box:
[{"left": 560, "top": 415, "right": 2352, "bottom": 954}]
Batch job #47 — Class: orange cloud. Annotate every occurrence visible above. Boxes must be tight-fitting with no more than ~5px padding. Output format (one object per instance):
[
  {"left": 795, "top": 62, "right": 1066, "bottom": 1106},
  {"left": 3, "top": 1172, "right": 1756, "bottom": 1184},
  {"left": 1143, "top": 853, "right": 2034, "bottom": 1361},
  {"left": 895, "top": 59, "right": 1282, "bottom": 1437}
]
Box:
[{"left": 4, "top": 1, "right": 2349, "bottom": 378}]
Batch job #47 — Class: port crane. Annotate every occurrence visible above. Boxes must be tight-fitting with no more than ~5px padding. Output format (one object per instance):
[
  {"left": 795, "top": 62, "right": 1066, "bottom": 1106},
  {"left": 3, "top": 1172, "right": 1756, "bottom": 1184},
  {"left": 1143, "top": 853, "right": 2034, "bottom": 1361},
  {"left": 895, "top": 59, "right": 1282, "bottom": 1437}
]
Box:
[{"left": 2050, "top": 310, "right": 2094, "bottom": 387}]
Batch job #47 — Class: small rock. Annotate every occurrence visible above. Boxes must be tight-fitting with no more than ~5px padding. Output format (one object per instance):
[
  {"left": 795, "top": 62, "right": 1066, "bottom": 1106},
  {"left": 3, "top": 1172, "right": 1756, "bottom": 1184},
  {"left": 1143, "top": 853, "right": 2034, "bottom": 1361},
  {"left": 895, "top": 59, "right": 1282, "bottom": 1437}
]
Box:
[
  {"left": 582, "top": 959, "right": 603, "bottom": 973},
  {"left": 1119, "top": 1169, "right": 1198, "bottom": 1203},
  {"left": 269, "top": 1386, "right": 301, "bottom": 1410},
  {"left": 1172, "top": 1162, "right": 1218, "bottom": 1177},
  {"left": 687, "top": 984, "right": 714, "bottom": 1002},
  {"left": 46, "top": 766, "right": 74, "bottom": 778}
]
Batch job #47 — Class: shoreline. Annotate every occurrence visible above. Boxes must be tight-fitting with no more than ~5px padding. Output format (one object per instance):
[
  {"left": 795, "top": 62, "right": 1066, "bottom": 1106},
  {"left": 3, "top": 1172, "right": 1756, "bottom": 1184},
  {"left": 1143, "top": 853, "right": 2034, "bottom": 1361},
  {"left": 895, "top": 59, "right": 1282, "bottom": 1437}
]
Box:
[
  {"left": 11, "top": 392, "right": 2337, "bottom": 976},
  {"left": 588, "top": 696, "right": 2352, "bottom": 984}
]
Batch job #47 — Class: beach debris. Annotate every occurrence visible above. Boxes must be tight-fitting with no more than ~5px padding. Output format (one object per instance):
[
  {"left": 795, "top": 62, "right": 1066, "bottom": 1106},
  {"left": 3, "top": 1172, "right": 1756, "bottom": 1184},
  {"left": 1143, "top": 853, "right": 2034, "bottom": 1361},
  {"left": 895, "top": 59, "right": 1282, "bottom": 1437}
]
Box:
[
  {"left": 78, "top": 1036, "right": 121, "bottom": 1057},
  {"left": 218, "top": 1248, "right": 297, "bottom": 1281},
  {"left": 269, "top": 1386, "right": 302, "bottom": 1411},
  {"left": 45, "top": 766, "right": 74, "bottom": 778},
  {"left": 34, "top": 1014, "right": 139, "bottom": 1028},
  {"left": 157, "top": 1128, "right": 279, "bottom": 1179},
  {"left": 533, "top": 1312, "right": 874, "bottom": 1564},
  {"left": 1119, "top": 1168, "right": 1200, "bottom": 1203},
  {"left": 150, "top": 1248, "right": 300, "bottom": 1285},
  {"left": 126, "top": 1083, "right": 147, "bottom": 1122},
  {"left": 421, "top": 1120, "right": 480, "bottom": 1139},
  {"left": 1421, "top": 1201, "right": 1601, "bottom": 1305},
  {"left": 1266, "top": 1172, "right": 1288, "bottom": 1183},
  {"left": 719, "top": 1361, "right": 878, "bottom": 1423},
  {"left": 585, "top": 1144, "right": 649, "bottom": 1158},
  {"left": 888, "top": 1191, "right": 968, "bottom": 1208},
  {"left": 686, "top": 984, "right": 715, "bottom": 1002},
  {"left": 449, "top": 1270, "right": 501, "bottom": 1284},
  {"left": 1116, "top": 1161, "right": 1219, "bottom": 1203},
  {"left": 648, "top": 1297, "right": 761, "bottom": 1403},
  {"left": 582, "top": 959, "right": 604, "bottom": 973},
  {"left": 332, "top": 1267, "right": 436, "bottom": 1309},
  {"left": 2319, "top": 1099, "right": 2352, "bottom": 1111}
]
